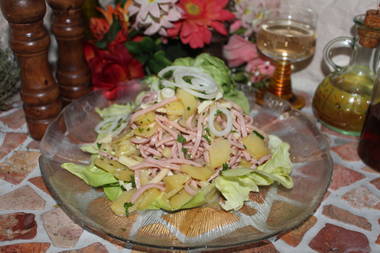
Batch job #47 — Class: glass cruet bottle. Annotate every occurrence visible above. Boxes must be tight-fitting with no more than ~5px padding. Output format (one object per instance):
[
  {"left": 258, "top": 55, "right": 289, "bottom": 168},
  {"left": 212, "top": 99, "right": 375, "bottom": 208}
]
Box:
[
  {"left": 358, "top": 68, "right": 380, "bottom": 171},
  {"left": 312, "top": 13, "right": 380, "bottom": 136}
]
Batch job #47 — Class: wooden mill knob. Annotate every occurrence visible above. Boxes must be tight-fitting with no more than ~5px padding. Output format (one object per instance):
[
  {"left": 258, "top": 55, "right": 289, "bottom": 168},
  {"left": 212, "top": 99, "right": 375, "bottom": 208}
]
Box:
[
  {"left": 0, "top": 0, "right": 62, "bottom": 140},
  {"left": 47, "top": 0, "right": 91, "bottom": 104}
]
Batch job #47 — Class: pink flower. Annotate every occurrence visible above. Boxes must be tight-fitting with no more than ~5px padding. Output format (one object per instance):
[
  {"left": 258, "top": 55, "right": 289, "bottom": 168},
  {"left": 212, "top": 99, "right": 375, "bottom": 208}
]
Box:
[
  {"left": 229, "top": 20, "right": 242, "bottom": 33},
  {"left": 223, "top": 35, "right": 258, "bottom": 67},
  {"left": 167, "top": 0, "right": 235, "bottom": 49},
  {"left": 245, "top": 58, "right": 275, "bottom": 82}
]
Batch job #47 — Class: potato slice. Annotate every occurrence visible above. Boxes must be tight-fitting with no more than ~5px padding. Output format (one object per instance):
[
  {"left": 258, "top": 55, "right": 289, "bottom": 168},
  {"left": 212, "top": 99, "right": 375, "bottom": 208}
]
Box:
[
  {"left": 208, "top": 138, "right": 232, "bottom": 169},
  {"left": 170, "top": 189, "right": 193, "bottom": 210},
  {"left": 181, "top": 165, "right": 214, "bottom": 181},
  {"left": 110, "top": 189, "right": 136, "bottom": 216},
  {"left": 242, "top": 133, "right": 270, "bottom": 159},
  {"left": 135, "top": 188, "right": 162, "bottom": 210},
  {"left": 176, "top": 88, "right": 199, "bottom": 119},
  {"left": 163, "top": 173, "right": 190, "bottom": 198},
  {"left": 134, "top": 123, "right": 157, "bottom": 137},
  {"left": 134, "top": 111, "right": 156, "bottom": 126},
  {"left": 165, "top": 101, "right": 185, "bottom": 116}
]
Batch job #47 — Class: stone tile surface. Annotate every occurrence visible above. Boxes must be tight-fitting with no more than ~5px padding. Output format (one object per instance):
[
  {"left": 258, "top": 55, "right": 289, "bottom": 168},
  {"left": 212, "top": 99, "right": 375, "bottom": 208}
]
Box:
[
  {"left": 0, "top": 185, "right": 45, "bottom": 210},
  {"left": 329, "top": 163, "right": 364, "bottom": 190},
  {"left": 331, "top": 142, "right": 361, "bottom": 162},
  {"left": 309, "top": 223, "right": 370, "bottom": 253},
  {"left": 322, "top": 204, "right": 371, "bottom": 230},
  {"left": 42, "top": 208, "right": 83, "bottom": 248},
  {"left": 0, "top": 132, "right": 28, "bottom": 160},
  {"left": 0, "top": 151, "right": 40, "bottom": 184},
  {"left": 0, "top": 213, "right": 37, "bottom": 241},
  {"left": 0, "top": 109, "right": 26, "bottom": 129},
  {"left": 59, "top": 243, "right": 108, "bottom": 253},
  {"left": 0, "top": 242, "right": 50, "bottom": 252},
  {"left": 279, "top": 216, "right": 317, "bottom": 247},
  {"left": 342, "top": 186, "right": 380, "bottom": 210},
  {"left": 29, "top": 176, "right": 51, "bottom": 195}
]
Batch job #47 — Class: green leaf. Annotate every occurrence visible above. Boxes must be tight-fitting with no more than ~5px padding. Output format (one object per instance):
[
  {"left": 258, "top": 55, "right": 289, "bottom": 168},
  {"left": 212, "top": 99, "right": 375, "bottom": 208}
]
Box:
[
  {"left": 61, "top": 163, "right": 118, "bottom": 187},
  {"left": 139, "top": 37, "right": 157, "bottom": 52},
  {"left": 116, "top": 0, "right": 127, "bottom": 7},
  {"left": 124, "top": 202, "right": 134, "bottom": 216},
  {"left": 104, "top": 185, "right": 123, "bottom": 201},
  {"left": 253, "top": 130, "right": 264, "bottom": 140},
  {"left": 95, "top": 16, "right": 121, "bottom": 49},
  {"left": 176, "top": 134, "right": 186, "bottom": 144},
  {"left": 125, "top": 41, "right": 141, "bottom": 55}
]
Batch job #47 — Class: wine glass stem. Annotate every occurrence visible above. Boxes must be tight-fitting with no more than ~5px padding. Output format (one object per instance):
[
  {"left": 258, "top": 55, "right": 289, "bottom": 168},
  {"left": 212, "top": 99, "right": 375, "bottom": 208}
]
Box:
[{"left": 269, "top": 60, "right": 293, "bottom": 100}]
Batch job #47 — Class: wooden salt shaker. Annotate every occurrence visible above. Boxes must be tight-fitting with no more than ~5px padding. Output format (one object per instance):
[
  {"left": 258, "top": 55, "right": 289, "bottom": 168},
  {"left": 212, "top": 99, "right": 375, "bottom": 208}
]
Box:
[
  {"left": 47, "top": 0, "right": 91, "bottom": 104},
  {"left": 0, "top": 0, "right": 61, "bottom": 140}
]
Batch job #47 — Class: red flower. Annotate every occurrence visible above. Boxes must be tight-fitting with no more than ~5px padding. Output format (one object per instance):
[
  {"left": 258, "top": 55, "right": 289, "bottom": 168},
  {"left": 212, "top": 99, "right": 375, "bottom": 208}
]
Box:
[
  {"left": 84, "top": 43, "right": 145, "bottom": 99},
  {"left": 168, "top": 0, "right": 234, "bottom": 49}
]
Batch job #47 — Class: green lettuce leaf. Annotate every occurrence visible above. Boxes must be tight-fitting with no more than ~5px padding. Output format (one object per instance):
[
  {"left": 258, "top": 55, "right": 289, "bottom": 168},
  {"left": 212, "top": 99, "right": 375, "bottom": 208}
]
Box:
[
  {"left": 145, "top": 192, "right": 172, "bottom": 210},
  {"left": 80, "top": 143, "right": 99, "bottom": 154},
  {"left": 215, "top": 176, "right": 255, "bottom": 211},
  {"left": 61, "top": 163, "right": 117, "bottom": 187},
  {"left": 95, "top": 103, "right": 134, "bottom": 119},
  {"left": 255, "top": 135, "right": 293, "bottom": 189},
  {"left": 173, "top": 57, "right": 195, "bottom": 67},
  {"left": 215, "top": 135, "right": 293, "bottom": 211},
  {"left": 104, "top": 185, "right": 123, "bottom": 201},
  {"left": 224, "top": 89, "right": 250, "bottom": 113},
  {"left": 181, "top": 183, "right": 217, "bottom": 209}
]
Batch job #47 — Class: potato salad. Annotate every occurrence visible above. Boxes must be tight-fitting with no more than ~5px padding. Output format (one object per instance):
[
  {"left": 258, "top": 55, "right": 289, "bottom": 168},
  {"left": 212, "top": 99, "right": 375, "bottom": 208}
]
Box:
[{"left": 62, "top": 54, "right": 293, "bottom": 216}]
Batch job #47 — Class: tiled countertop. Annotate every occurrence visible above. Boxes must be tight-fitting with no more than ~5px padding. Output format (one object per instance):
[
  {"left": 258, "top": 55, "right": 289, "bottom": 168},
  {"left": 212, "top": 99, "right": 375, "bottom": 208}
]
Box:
[{"left": 0, "top": 92, "right": 379, "bottom": 253}]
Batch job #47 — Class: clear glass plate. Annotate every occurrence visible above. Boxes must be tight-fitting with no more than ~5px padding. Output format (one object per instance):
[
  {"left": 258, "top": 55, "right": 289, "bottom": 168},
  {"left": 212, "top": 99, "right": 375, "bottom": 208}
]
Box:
[{"left": 39, "top": 81, "right": 333, "bottom": 251}]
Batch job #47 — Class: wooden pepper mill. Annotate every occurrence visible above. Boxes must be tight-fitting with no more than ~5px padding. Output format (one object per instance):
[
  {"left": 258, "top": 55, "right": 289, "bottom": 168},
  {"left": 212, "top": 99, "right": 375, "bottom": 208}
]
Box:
[
  {"left": 0, "top": 0, "right": 62, "bottom": 140},
  {"left": 47, "top": 0, "right": 91, "bottom": 104}
]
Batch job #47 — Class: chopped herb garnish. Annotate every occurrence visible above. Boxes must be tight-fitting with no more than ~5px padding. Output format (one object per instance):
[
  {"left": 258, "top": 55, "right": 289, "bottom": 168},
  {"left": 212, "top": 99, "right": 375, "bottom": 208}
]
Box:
[
  {"left": 222, "top": 163, "right": 230, "bottom": 171},
  {"left": 181, "top": 147, "right": 190, "bottom": 158},
  {"left": 137, "top": 127, "right": 143, "bottom": 133},
  {"left": 130, "top": 175, "right": 136, "bottom": 188},
  {"left": 202, "top": 135, "right": 211, "bottom": 144},
  {"left": 205, "top": 127, "right": 211, "bottom": 136},
  {"left": 253, "top": 130, "right": 264, "bottom": 139},
  {"left": 177, "top": 134, "right": 186, "bottom": 144},
  {"left": 124, "top": 202, "right": 133, "bottom": 216},
  {"left": 187, "top": 106, "right": 191, "bottom": 111},
  {"left": 243, "top": 145, "right": 247, "bottom": 149},
  {"left": 96, "top": 143, "right": 101, "bottom": 149},
  {"left": 216, "top": 109, "right": 223, "bottom": 116}
]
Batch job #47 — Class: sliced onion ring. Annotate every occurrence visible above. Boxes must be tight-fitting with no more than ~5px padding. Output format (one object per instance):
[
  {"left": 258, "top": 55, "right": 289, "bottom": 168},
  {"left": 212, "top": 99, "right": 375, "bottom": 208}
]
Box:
[
  {"left": 208, "top": 106, "right": 233, "bottom": 137},
  {"left": 158, "top": 66, "right": 219, "bottom": 100}
]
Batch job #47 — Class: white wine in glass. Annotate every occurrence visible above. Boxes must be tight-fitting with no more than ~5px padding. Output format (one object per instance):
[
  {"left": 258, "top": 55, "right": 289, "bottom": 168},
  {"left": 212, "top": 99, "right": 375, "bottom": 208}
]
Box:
[{"left": 256, "top": 7, "right": 317, "bottom": 109}]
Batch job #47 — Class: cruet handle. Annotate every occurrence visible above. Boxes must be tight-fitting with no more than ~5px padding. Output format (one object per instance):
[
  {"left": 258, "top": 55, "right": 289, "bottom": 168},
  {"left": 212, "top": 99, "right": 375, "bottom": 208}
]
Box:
[{"left": 323, "top": 36, "right": 354, "bottom": 72}]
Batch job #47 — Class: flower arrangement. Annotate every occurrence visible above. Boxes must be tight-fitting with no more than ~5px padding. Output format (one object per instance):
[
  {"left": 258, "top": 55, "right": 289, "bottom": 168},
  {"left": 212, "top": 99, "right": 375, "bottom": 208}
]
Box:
[{"left": 84, "top": 0, "right": 278, "bottom": 98}]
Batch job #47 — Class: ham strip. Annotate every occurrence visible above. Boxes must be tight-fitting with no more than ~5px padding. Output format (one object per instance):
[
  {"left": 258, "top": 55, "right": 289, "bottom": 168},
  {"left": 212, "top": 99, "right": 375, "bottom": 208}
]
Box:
[
  {"left": 156, "top": 136, "right": 175, "bottom": 147},
  {"left": 184, "top": 182, "right": 197, "bottom": 196},
  {"left": 165, "top": 158, "right": 203, "bottom": 167},
  {"left": 130, "top": 183, "right": 165, "bottom": 203},
  {"left": 131, "top": 96, "right": 178, "bottom": 122},
  {"left": 130, "top": 137, "right": 149, "bottom": 144},
  {"left": 190, "top": 114, "right": 204, "bottom": 158},
  {"left": 155, "top": 116, "right": 178, "bottom": 137}
]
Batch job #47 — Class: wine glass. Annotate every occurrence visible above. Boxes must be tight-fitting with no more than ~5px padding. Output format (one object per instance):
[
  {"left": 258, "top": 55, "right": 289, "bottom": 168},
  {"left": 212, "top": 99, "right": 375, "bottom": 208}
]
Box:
[{"left": 256, "top": 6, "right": 318, "bottom": 109}]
